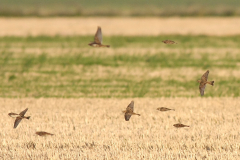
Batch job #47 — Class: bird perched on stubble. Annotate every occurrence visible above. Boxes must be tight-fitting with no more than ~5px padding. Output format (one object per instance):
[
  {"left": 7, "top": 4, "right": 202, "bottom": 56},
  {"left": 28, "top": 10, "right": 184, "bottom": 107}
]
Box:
[
  {"left": 197, "top": 70, "right": 214, "bottom": 96},
  {"left": 88, "top": 26, "right": 110, "bottom": 48},
  {"left": 173, "top": 123, "right": 190, "bottom": 128},
  {"left": 162, "top": 40, "right": 177, "bottom": 44},
  {"left": 157, "top": 107, "right": 175, "bottom": 112},
  {"left": 122, "top": 101, "right": 140, "bottom": 121},
  {"left": 36, "top": 131, "right": 54, "bottom": 136},
  {"left": 8, "top": 108, "right": 30, "bottom": 128}
]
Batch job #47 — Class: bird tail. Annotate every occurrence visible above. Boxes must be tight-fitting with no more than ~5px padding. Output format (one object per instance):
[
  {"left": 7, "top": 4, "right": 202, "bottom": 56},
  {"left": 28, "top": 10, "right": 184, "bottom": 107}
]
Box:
[
  {"left": 207, "top": 81, "right": 214, "bottom": 86},
  {"left": 133, "top": 112, "right": 140, "bottom": 116},
  {"left": 102, "top": 45, "right": 110, "bottom": 48},
  {"left": 88, "top": 42, "right": 94, "bottom": 46},
  {"left": 26, "top": 116, "right": 31, "bottom": 119}
]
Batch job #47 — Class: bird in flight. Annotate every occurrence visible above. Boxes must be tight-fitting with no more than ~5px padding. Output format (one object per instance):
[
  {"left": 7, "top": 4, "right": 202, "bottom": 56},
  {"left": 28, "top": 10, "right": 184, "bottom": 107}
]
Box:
[
  {"left": 173, "top": 123, "right": 190, "bottom": 128},
  {"left": 122, "top": 101, "right": 140, "bottom": 121},
  {"left": 157, "top": 107, "right": 175, "bottom": 111},
  {"left": 197, "top": 70, "right": 214, "bottom": 96},
  {"left": 8, "top": 108, "right": 30, "bottom": 128},
  {"left": 162, "top": 40, "right": 177, "bottom": 44},
  {"left": 36, "top": 131, "right": 54, "bottom": 136},
  {"left": 88, "top": 26, "right": 110, "bottom": 48}
]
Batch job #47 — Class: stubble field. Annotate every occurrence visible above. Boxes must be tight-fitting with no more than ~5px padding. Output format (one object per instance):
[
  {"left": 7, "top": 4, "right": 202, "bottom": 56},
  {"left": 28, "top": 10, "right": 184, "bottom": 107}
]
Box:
[
  {"left": 1, "top": 98, "right": 240, "bottom": 159},
  {"left": 0, "top": 18, "right": 240, "bottom": 159}
]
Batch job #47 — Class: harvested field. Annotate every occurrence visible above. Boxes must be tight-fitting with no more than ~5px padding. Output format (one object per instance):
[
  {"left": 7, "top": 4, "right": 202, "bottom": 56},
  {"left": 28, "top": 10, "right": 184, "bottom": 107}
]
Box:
[
  {"left": 1, "top": 17, "right": 240, "bottom": 36},
  {"left": 0, "top": 17, "right": 239, "bottom": 160},
  {"left": 1, "top": 98, "right": 240, "bottom": 159}
]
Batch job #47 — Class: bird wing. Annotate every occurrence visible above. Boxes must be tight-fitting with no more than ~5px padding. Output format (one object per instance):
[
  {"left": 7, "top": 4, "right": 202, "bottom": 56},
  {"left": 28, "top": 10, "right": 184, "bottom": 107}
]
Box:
[
  {"left": 14, "top": 118, "right": 22, "bottom": 128},
  {"left": 19, "top": 108, "right": 28, "bottom": 116},
  {"left": 36, "top": 132, "right": 45, "bottom": 136},
  {"left": 36, "top": 131, "right": 54, "bottom": 136},
  {"left": 94, "top": 26, "right": 102, "bottom": 44},
  {"left": 124, "top": 113, "right": 132, "bottom": 121},
  {"left": 126, "top": 101, "right": 134, "bottom": 112},
  {"left": 199, "top": 82, "right": 206, "bottom": 96},
  {"left": 201, "top": 70, "right": 209, "bottom": 82},
  {"left": 44, "top": 132, "right": 54, "bottom": 136},
  {"left": 48, "top": 132, "right": 54, "bottom": 136}
]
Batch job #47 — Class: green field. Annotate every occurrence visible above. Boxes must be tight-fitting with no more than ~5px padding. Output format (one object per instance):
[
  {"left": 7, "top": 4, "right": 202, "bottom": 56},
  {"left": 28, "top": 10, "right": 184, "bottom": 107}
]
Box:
[
  {"left": 0, "top": 0, "right": 240, "bottom": 16},
  {"left": 0, "top": 35, "right": 239, "bottom": 98}
]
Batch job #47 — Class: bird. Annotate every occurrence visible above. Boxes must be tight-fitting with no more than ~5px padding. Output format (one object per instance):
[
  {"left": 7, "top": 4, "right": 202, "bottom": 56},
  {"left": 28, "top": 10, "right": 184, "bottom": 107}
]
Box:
[
  {"left": 36, "top": 131, "right": 54, "bottom": 136},
  {"left": 173, "top": 123, "right": 190, "bottom": 128},
  {"left": 162, "top": 40, "right": 177, "bottom": 44},
  {"left": 88, "top": 26, "right": 110, "bottom": 48},
  {"left": 122, "top": 101, "right": 140, "bottom": 121},
  {"left": 8, "top": 108, "right": 30, "bottom": 128},
  {"left": 197, "top": 70, "right": 214, "bottom": 96},
  {"left": 157, "top": 107, "right": 175, "bottom": 111}
]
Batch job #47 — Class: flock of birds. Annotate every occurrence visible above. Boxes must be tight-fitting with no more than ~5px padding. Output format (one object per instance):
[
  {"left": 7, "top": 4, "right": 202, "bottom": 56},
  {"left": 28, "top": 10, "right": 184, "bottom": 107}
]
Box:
[{"left": 8, "top": 26, "right": 214, "bottom": 136}]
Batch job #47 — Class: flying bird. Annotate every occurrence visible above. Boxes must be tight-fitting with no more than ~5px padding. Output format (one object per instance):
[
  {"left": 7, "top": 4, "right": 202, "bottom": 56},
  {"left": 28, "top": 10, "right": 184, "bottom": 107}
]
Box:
[
  {"left": 157, "top": 107, "right": 175, "bottom": 111},
  {"left": 88, "top": 26, "right": 110, "bottom": 48},
  {"left": 197, "top": 70, "right": 214, "bottom": 96},
  {"left": 173, "top": 123, "right": 190, "bottom": 128},
  {"left": 122, "top": 101, "right": 140, "bottom": 121},
  {"left": 8, "top": 108, "right": 30, "bottom": 128},
  {"left": 162, "top": 40, "right": 177, "bottom": 44},
  {"left": 36, "top": 131, "right": 54, "bottom": 136}
]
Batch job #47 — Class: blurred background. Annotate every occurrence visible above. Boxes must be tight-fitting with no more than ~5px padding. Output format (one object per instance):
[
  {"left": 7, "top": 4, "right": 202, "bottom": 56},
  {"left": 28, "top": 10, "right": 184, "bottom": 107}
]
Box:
[
  {"left": 1, "top": 0, "right": 239, "bottom": 17},
  {"left": 0, "top": 0, "right": 239, "bottom": 98}
]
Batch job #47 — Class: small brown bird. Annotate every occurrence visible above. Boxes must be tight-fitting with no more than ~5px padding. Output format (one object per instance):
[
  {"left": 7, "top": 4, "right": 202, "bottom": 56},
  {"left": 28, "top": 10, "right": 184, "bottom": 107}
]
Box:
[
  {"left": 88, "top": 26, "right": 110, "bottom": 48},
  {"left": 157, "top": 107, "right": 175, "bottom": 111},
  {"left": 162, "top": 40, "right": 177, "bottom": 44},
  {"left": 36, "top": 131, "right": 54, "bottom": 136},
  {"left": 8, "top": 108, "right": 30, "bottom": 128},
  {"left": 197, "top": 70, "right": 214, "bottom": 96},
  {"left": 173, "top": 123, "right": 190, "bottom": 128},
  {"left": 122, "top": 101, "right": 140, "bottom": 121}
]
